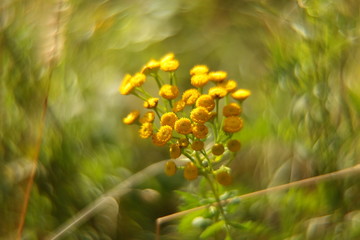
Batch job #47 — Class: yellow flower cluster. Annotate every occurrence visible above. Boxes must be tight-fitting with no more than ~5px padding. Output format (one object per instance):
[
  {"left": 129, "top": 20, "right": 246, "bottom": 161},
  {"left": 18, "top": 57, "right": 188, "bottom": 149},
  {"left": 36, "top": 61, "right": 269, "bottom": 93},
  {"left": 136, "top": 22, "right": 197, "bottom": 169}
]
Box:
[{"left": 119, "top": 53, "right": 250, "bottom": 186}]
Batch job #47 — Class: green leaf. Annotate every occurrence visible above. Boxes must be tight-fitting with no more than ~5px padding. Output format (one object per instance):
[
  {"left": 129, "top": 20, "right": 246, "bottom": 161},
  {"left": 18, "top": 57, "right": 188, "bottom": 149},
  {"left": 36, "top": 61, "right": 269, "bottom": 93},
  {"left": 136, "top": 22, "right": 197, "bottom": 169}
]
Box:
[
  {"left": 200, "top": 220, "right": 225, "bottom": 239},
  {"left": 175, "top": 190, "right": 203, "bottom": 210},
  {"left": 228, "top": 221, "right": 246, "bottom": 230}
]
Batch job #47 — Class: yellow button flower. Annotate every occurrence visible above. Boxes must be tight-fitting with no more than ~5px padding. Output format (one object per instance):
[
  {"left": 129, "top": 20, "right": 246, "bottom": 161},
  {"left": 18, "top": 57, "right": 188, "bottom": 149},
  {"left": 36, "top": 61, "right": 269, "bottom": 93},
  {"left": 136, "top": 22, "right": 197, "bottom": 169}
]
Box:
[
  {"left": 182, "top": 88, "right": 201, "bottom": 105},
  {"left": 218, "top": 80, "right": 237, "bottom": 93},
  {"left": 208, "top": 112, "right": 217, "bottom": 121},
  {"left": 156, "top": 125, "right": 173, "bottom": 143},
  {"left": 191, "top": 74, "right": 209, "bottom": 88},
  {"left": 190, "top": 107, "right": 210, "bottom": 124},
  {"left": 231, "top": 89, "right": 251, "bottom": 101},
  {"left": 178, "top": 138, "right": 189, "bottom": 148},
  {"left": 172, "top": 99, "right": 186, "bottom": 113},
  {"left": 191, "top": 140, "right": 204, "bottom": 151},
  {"left": 184, "top": 162, "right": 198, "bottom": 180},
  {"left": 208, "top": 86, "right": 227, "bottom": 99},
  {"left": 139, "top": 111, "right": 155, "bottom": 124},
  {"left": 212, "top": 144, "right": 225, "bottom": 156},
  {"left": 160, "top": 53, "right": 175, "bottom": 62},
  {"left": 159, "top": 84, "right": 179, "bottom": 100},
  {"left": 131, "top": 73, "right": 146, "bottom": 87},
  {"left": 138, "top": 122, "right": 153, "bottom": 139},
  {"left": 169, "top": 143, "right": 181, "bottom": 159},
  {"left": 160, "top": 59, "right": 180, "bottom": 72},
  {"left": 208, "top": 71, "right": 227, "bottom": 82},
  {"left": 123, "top": 110, "right": 140, "bottom": 125},
  {"left": 165, "top": 160, "right": 177, "bottom": 176},
  {"left": 141, "top": 59, "right": 160, "bottom": 74},
  {"left": 227, "top": 139, "right": 241, "bottom": 152},
  {"left": 143, "top": 98, "right": 159, "bottom": 109},
  {"left": 223, "top": 103, "right": 242, "bottom": 117},
  {"left": 223, "top": 116, "right": 243, "bottom": 133},
  {"left": 196, "top": 94, "right": 215, "bottom": 111},
  {"left": 215, "top": 169, "right": 232, "bottom": 186},
  {"left": 152, "top": 134, "right": 167, "bottom": 146},
  {"left": 161, "top": 112, "right": 178, "bottom": 128},
  {"left": 192, "top": 124, "right": 208, "bottom": 139},
  {"left": 119, "top": 74, "right": 135, "bottom": 95},
  {"left": 174, "top": 118, "right": 192, "bottom": 135},
  {"left": 190, "top": 65, "right": 209, "bottom": 75}
]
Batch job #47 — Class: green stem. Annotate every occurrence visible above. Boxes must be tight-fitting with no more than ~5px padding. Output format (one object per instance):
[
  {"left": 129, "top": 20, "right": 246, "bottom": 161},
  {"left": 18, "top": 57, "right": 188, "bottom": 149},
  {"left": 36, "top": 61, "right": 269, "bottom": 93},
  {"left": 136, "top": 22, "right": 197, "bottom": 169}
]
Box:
[
  {"left": 151, "top": 73, "right": 164, "bottom": 88},
  {"left": 170, "top": 72, "right": 178, "bottom": 86},
  {"left": 204, "top": 174, "right": 231, "bottom": 236},
  {"left": 154, "top": 108, "right": 162, "bottom": 119},
  {"left": 136, "top": 87, "right": 152, "bottom": 98},
  {"left": 182, "top": 150, "right": 197, "bottom": 163},
  {"left": 131, "top": 91, "right": 148, "bottom": 101},
  {"left": 168, "top": 99, "right": 173, "bottom": 109}
]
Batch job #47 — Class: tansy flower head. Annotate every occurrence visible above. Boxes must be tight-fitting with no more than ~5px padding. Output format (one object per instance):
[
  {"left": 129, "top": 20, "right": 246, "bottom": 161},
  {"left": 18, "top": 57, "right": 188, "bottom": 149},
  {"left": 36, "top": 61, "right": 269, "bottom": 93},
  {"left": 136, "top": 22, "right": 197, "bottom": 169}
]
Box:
[
  {"left": 169, "top": 143, "right": 181, "bottom": 159},
  {"left": 208, "top": 86, "right": 227, "bottom": 99},
  {"left": 178, "top": 138, "right": 189, "bottom": 148},
  {"left": 123, "top": 110, "right": 140, "bottom": 125},
  {"left": 152, "top": 134, "right": 167, "bottom": 146},
  {"left": 190, "top": 65, "right": 209, "bottom": 75},
  {"left": 119, "top": 74, "right": 135, "bottom": 95},
  {"left": 223, "top": 116, "right": 243, "bottom": 133},
  {"left": 196, "top": 94, "right": 215, "bottom": 111},
  {"left": 160, "top": 59, "right": 180, "bottom": 72},
  {"left": 156, "top": 125, "right": 173, "bottom": 144},
  {"left": 223, "top": 102, "right": 242, "bottom": 117},
  {"left": 208, "top": 112, "right": 217, "bottom": 121},
  {"left": 219, "top": 80, "right": 237, "bottom": 93},
  {"left": 227, "top": 139, "right": 241, "bottom": 152},
  {"left": 191, "top": 140, "right": 204, "bottom": 151},
  {"left": 231, "top": 89, "right": 251, "bottom": 101},
  {"left": 141, "top": 59, "right": 160, "bottom": 74},
  {"left": 160, "top": 53, "right": 175, "bottom": 62},
  {"left": 215, "top": 167, "right": 232, "bottom": 186},
  {"left": 192, "top": 124, "right": 208, "bottom": 139},
  {"left": 174, "top": 118, "right": 192, "bottom": 135},
  {"left": 139, "top": 122, "right": 153, "bottom": 139},
  {"left": 131, "top": 73, "right": 146, "bottom": 87},
  {"left": 208, "top": 71, "right": 227, "bottom": 82},
  {"left": 159, "top": 84, "right": 179, "bottom": 100},
  {"left": 165, "top": 161, "right": 177, "bottom": 176},
  {"left": 191, "top": 74, "right": 209, "bottom": 88},
  {"left": 182, "top": 88, "right": 201, "bottom": 105},
  {"left": 161, "top": 112, "right": 178, "bottom": 128},
  {"left": 139, "top": 111, "right": 155, "bottom": 124},
  {"left": 212, "top": 144, "right": 225, "bottom": 156},
  {"left": 172, "top": 99, "right": 186, "bottom": 113},
  {"left": 143, "top": 98, "right": 159, "bottom": 109},
  {"left": 184, "top": 162, "right": 199, "bottom": 180},
  {"left": 190, "top": 107, "right": 210, "bottom": 124}
]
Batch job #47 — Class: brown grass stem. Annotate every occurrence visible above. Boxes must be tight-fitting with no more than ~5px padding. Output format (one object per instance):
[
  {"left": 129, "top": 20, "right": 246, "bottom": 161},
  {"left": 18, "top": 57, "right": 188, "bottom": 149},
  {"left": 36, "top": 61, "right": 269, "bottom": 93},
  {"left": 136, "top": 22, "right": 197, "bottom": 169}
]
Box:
[
  {"left": 155, "top": 163, "right": 360, "bottom": 239},
  {"left": 16, "top": 71, "right": 52, "bottom": 240}
]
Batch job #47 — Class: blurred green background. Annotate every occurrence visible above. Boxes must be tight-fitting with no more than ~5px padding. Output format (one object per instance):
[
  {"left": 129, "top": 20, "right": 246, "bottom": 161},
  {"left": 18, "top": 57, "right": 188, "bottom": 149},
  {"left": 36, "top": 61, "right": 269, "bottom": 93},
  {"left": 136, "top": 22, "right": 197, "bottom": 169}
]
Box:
[{"left": 1, "top": 0, "right": 360, "bottom": 239}]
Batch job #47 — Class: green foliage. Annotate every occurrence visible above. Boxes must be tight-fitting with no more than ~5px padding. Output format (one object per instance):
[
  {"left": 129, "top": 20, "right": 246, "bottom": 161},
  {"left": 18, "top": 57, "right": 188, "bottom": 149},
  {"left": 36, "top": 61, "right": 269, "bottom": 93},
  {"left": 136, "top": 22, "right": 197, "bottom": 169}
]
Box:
[{"left": 1, "top": 0, "right": 360, "bottom": 239}]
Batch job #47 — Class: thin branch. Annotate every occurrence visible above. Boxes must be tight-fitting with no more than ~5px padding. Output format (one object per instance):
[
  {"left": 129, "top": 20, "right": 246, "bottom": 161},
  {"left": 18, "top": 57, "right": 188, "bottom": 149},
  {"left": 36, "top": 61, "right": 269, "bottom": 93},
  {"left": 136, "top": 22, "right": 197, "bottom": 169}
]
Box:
[{"left": 156, "top": 164, "right": 360, "bottom": 239}]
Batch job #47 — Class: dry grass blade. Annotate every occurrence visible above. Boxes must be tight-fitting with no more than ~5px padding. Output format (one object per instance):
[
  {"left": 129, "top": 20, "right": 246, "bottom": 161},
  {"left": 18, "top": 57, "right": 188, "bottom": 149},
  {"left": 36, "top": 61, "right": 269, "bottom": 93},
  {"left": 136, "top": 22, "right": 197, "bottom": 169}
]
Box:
[
  {"left": 46, "top": 159, "right": 188, "bottom": 240},
  {"left": 156, "top": 164, "right": 360, "bottom": 239}
]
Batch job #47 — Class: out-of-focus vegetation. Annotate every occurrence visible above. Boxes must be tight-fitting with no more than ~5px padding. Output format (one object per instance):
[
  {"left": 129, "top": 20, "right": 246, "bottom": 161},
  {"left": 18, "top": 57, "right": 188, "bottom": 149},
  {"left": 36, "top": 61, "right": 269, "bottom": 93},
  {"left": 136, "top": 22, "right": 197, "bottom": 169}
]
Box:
[{"left": 1, "top": 0, "right": 360, "bottom": 239}]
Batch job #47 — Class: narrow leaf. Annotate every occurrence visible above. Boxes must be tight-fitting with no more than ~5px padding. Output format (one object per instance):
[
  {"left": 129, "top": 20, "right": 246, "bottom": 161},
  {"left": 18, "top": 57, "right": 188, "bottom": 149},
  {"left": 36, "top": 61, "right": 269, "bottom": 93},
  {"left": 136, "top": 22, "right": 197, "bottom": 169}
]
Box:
[{"left": 200, "top": 220, "right": 225, "bottom": 239}]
